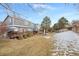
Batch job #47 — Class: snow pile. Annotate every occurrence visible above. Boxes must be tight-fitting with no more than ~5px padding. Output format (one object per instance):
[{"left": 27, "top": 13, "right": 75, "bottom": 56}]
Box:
[{"left": 53, "top": 31, "right": 79, "bottom": 51}]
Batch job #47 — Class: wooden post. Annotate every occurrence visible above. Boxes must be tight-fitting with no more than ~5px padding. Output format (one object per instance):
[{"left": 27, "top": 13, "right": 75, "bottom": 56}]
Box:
[{"left": 44, "top": 29, "right": 46, "bottom": 35}]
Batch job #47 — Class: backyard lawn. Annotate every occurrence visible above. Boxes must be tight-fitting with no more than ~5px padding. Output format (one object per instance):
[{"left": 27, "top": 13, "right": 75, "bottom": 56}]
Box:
[{"left": 0, "top": 34, "right": 53, "bottom": 56}]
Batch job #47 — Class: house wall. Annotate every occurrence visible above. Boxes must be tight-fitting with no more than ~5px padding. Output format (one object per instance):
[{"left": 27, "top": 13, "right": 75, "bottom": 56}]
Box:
[
  {"left": 72, "top": 23, "right": 79, "bottom": 33},
  {"left": 2, "top": 15, "right": 40, "bottom": 33},
  {"left": 3, "top": 16, "right": 13, "bottom": 25}
]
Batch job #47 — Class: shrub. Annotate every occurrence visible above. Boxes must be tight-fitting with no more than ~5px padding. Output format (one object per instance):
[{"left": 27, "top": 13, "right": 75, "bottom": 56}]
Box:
[{"left": 27, "top": 32, "right": 33, "bottom": 37}]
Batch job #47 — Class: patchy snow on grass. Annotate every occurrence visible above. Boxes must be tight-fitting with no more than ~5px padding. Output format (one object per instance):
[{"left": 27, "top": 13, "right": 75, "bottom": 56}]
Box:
[{"left": 53, "top": 31, "right": 79, "bottom": 51}]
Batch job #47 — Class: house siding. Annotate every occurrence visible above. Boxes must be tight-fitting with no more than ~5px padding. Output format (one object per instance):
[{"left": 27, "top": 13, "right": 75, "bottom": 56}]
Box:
[
  {"left": 2, "top": 15, "right": 39, "bottom": 32},
  {"left": 72, "top": 21, "right": 79, "bottom": 33}
]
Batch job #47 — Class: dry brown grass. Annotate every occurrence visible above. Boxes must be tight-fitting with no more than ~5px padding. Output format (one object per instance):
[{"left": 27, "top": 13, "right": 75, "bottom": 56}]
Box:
[{"left": 0, "top": 34, "right": 52, "bottom": 56}]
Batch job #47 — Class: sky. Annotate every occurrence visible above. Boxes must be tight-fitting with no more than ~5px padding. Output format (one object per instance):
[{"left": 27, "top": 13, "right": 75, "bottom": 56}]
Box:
[{"left": 0, "top": 3, "right": 79, "bottom": 26}]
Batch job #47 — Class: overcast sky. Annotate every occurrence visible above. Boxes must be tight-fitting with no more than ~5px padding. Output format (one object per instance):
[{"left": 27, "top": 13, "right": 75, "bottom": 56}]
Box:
[{"left": 0, "top": 3, "right": 79, "bottom": 25}]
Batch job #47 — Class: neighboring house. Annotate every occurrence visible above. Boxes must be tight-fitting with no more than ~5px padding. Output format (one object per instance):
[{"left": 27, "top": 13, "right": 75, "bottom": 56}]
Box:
[
  {"left": 58, "top": 24, "right": 72, "bottom": 32},
  {"left": 0, "top": 21, "right": 8, "bottom": 38},
  {"left": 65, "top": 24, "right": 72, "bottom": 30},
  {"left": 72, "top": 20, "right": 79, "bottom": 33},
  {"left": 33, "top": 24, "right": 40, "bottom": 31},
  {"left": 2, "top": 15, "right": 39, "bottom": 33},
  {"left": 0, "top": 22, "right": 8, "bottom": 33}
]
